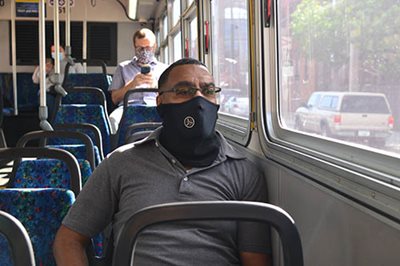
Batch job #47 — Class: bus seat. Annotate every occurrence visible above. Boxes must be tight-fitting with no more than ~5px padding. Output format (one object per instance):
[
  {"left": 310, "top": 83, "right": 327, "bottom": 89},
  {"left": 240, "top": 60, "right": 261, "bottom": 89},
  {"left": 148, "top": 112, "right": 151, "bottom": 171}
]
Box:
[
  {"left": 116, "top": 89, "right": 161, "bottom": 148},
  {"left": 12, "top": 158, "right": 92, "bottom": 188},
  {"left": 63, "top": 59, "right": 116, "bottom": 114},
  {"left": 58, "top": 87, "right": 108, "bottom": 106},
  {"left": 17, "top": 130, "right": 98, "bottom": 169},
  {"left": 53, "top": 104, "right": 112, "bottom": 156},
  {"left": 0, "top": 210, "right": 35, "bottom": 266},
  {"left": 113, "top": 201, "right": 304, "bottom": 266},
  {"left": 0, "top": 188, "right": 75, "bottom": 266},
  {"left": 50, "top": 144, "right": 100, "bottom": 168},
  {"left": 52, "top": 123, "right": 105, "bottom": 162},
  {"left": 125, "top": 122, "right": 162, "bottom": 144},
  {"left": 0, "top": 147, "right": 82, "bottom": 196},
  {"left": 0, "top": 72, "right": 39, "bottom": 114}
]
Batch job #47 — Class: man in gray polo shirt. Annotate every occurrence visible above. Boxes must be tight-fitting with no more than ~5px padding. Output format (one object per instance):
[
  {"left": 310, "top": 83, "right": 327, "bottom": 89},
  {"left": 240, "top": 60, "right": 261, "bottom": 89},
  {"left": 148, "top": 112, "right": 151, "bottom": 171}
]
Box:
[
  {"left": 54, "top": 58, "right": 271, "bottom": 265},
  {"left": 108, "top": 28, "right": 168, "bottom": 134}
]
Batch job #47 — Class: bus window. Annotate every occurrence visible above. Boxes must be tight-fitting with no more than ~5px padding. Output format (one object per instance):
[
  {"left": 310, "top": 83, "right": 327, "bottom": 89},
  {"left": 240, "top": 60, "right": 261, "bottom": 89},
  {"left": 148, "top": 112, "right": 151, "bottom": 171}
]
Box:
[
  {"left": 189, "top": 17, "right": 198, "bottom": 59},
  {"left": 172, "top": 0, "right": 181, "bottom": 26},
  {"left": 173, "top": 31, "right": 182, "bottom": 62},
  {"left": 162, "top": 16, "right": 168, "bottom": 41},
  {"left": 277, "top": 0, "right": 399, "bottom": 154},
  {"left": 211, "top": 0, "right": 251, "bottom": 122}
]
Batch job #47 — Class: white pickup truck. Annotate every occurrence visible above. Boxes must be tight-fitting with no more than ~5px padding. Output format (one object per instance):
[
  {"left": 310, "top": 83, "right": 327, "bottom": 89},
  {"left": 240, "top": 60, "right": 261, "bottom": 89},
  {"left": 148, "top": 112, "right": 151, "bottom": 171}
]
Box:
[{"left": 294, "top": 91, "right": 394, "bottom": 147}]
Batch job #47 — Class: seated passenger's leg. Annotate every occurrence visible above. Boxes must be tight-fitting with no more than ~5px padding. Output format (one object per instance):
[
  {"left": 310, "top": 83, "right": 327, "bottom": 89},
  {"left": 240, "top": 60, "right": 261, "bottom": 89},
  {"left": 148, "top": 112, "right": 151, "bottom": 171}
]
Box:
[{"left": 109, "top": 106, "right": 123, "bottom": 134}]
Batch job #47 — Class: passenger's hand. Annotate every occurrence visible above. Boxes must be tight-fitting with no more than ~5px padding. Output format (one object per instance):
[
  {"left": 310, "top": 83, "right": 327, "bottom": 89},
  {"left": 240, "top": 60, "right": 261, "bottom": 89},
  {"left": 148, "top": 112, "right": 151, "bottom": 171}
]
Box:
[{"left": 127, "top": 73, "right": 156, "bottom": 89}]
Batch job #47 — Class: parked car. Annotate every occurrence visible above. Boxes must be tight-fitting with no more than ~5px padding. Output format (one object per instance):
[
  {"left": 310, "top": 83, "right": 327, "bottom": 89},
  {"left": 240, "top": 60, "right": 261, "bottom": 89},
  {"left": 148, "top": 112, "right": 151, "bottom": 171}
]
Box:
[
  {"left": 294, "top": 91, "right": 394, "bottom": 146},
  {"left": 222, "top": 96, "right": 249, "bottom": 117}
]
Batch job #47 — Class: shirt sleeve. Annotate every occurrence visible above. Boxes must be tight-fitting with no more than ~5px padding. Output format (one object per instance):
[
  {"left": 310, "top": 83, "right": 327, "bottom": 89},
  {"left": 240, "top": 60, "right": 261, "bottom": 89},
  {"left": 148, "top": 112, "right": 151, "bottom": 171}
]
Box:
[
  {"left": 62, "top": 157, "right": 118, "bottom": 237},
  {"left": 109, "top": 64, "right": 125, "bottom": 91},
  {"left": 72, "top": 63, "right": 84, "bottom": 73},
  {"left": 32, "top": 67, "right": 40, "bottom": 84},
  {"left": 237, "top": 161, "right": 272, "bottom": 254}
]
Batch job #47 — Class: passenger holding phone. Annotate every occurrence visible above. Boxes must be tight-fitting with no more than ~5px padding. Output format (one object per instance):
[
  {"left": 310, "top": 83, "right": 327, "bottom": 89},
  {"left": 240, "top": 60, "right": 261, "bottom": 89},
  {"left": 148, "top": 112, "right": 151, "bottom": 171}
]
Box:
[{"left": 108, "top": 28, "right": 168, "bottom": 134}]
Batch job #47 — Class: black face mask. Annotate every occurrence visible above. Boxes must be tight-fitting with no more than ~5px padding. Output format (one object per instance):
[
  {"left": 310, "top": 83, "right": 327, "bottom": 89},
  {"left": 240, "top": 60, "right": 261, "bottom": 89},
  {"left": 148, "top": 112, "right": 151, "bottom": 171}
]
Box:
[{"left": 157, "top": 96, "right": 221, "bottom": 167}]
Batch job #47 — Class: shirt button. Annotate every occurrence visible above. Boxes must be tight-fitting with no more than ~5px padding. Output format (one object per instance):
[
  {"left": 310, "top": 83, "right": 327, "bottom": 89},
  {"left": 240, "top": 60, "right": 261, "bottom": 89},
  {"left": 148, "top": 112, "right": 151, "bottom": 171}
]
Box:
[
  {"left": 171, "top": 159, "right": 176, "bottom": 164},
  {"left": 183, "top": 177, "right": 188, "bottom": 181}
]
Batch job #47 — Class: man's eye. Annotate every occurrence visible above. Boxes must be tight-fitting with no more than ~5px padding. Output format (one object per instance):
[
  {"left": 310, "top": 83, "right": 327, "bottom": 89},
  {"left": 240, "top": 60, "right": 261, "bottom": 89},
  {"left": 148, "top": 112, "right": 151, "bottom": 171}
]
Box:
[
  {"left": 175, "top": 88, "right": 191, "bottom": 95},
  {"left": 202, "top": 87, "right": 215, "bottom": 95}
]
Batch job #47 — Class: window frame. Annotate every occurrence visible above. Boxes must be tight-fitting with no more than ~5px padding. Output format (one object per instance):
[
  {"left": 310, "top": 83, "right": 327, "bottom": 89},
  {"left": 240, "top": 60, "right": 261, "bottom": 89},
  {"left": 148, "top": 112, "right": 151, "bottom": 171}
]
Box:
[
  {"left": 258, "top": 0, "right": 400, "bottom": 220},
  {"left": 182, "top": 3, "right": 198, "bottom": 59},
  {"left": 209, "top": 0, "right": 253, "bottom": 145}
]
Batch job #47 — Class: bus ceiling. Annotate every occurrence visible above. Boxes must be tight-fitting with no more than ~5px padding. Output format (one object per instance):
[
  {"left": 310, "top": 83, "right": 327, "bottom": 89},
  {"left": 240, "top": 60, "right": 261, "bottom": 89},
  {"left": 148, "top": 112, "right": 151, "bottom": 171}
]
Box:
[{"left": 117, "top": 0, "right": 161, "bottom": 22}]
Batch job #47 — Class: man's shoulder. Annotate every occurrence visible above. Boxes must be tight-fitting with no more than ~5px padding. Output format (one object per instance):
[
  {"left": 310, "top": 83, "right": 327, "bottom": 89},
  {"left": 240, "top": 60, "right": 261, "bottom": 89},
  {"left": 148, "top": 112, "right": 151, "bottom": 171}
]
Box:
[
  {"left": 107, "top": 138, "right": 156, "bottom": 160},
  {"left": 118, "top": 59, "right": 135, "bottom": 68}
]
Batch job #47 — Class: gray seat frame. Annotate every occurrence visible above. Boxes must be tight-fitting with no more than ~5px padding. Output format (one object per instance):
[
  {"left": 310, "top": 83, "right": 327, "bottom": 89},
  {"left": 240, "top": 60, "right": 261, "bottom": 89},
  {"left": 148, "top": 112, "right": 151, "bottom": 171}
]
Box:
[{"left": 112, "top": 201, "right": 303, "bottom": 266}]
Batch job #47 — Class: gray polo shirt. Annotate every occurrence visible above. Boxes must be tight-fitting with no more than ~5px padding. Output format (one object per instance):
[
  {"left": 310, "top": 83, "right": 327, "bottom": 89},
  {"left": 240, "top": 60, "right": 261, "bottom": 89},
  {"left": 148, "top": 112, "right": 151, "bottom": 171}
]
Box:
[
  {"left": 63, "top": 128, "right": 270, "bottom": 265},
  {"left": 109, "top": 57, "right": 168, "bottom": 105}
]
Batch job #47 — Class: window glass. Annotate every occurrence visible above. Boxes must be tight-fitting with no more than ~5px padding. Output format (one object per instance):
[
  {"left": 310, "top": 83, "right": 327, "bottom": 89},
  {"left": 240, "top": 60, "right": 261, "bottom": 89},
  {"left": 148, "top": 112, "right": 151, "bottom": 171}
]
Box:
[
  {"left": 211, "top": 0, "right": 250, "bottom": 119},
  {"left": 278, "top": 0, "right": 398, "bottom": 152},
  {"left": 155, "top": 31, "right": 160, "bottom": 48},
  {"left": 172, "top": 0, "right": 181, "bottom": 26},
  {"left": 173, "top": 32, "right": 182, "bottom": 62},
  {"left": 189, "top": 17, "right": 198, "bottom": 59},
  {"left": 162, "top": 16, "right": 168, "bottom": 40},
  {"left": 162, "top": 46, "right": 169, "bottom": 64},
  {"left": 187, "top": 0, "right": 194, "bottom": 7}
]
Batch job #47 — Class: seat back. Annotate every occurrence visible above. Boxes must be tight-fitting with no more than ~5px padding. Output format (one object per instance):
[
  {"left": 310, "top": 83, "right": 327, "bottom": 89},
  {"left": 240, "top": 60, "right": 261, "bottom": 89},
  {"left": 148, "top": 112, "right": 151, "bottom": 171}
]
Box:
[
  {"left": 117, "top": 89, "right": 162, "bottom": 147},
  {"left": 57, "top": 86, "right": 108, "bottom": 106},
  {"left": 17, "top": 130, "right": 97, "bottom": 169},
  {"left": 0, "top": 147, "right": 82, "bottom": 195},
  {"left": 0, "top": 210, "right": 36, "bottom": 266},
  {"left": 53, "top": 123, "right": 105, "bottom": 161},
  {"left": 0, "top": 188, "right": 75, "bottom": 266},
  {"left": 53, "top": 104, "right": 111, "bottom": 155},
  {"left": 62, "top": 59, "right": 116, "bottom": 114},
  {"left": 125, "top": 122, "right": 161, "bottom": 143},
  {"left": 113, "top": 201, "right": 303, "bottom": 266}
]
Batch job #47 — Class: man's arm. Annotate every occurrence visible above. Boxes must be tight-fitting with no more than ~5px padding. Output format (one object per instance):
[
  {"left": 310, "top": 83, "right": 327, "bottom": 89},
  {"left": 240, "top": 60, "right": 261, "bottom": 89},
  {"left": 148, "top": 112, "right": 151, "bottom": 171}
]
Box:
[
  {"left": 53, "top": 225, "right": 91, "bottom": 266},
  {"left": 32, "top": 66, "right": 40, "bottom": 84},
  {"left": 240, "top": 252, "right": 272, "bottom": 266},
  {"left": 111, "top": 72, "right": 155, "bottom": 105}
]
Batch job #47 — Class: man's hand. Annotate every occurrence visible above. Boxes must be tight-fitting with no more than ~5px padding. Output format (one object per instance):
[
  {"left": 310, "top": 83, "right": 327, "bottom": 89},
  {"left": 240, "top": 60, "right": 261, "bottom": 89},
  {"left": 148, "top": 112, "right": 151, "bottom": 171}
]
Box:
[
  {"left": 127, "top": 72, "right": 156, "bottom": 89},
  {"left": 111, "top": 72, "right": 157, "bottom": 105}
]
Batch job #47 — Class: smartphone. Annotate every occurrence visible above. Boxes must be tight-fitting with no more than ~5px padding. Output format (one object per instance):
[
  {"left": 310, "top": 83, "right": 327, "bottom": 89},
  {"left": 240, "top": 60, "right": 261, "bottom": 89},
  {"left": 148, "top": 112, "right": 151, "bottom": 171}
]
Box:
[{"left": 141, "top": 65, "right": 151, "bottom": 74}]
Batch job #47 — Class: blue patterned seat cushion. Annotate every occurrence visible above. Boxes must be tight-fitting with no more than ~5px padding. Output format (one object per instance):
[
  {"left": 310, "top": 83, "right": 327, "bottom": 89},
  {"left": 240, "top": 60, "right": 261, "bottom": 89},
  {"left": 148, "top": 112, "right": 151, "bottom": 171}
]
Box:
[
  {"left": 61, "top": 91, "right": 104, "bottom": 105},
  {"left": 53, "top": 104, "right": 111, "bottom": 155},
  {"left": 48, "top": 144, "right": 101, "bottom": 166},
  {"left": 0, "top": 233, "right": 13, "bottom": 266},
  {"left": 63, "top": 73, "right": 115, "bottom": 114},
  {"left": 0, "top": 188, "right": 75, "bottom": 266},
  {"left": 0, "top": 72, "right": 39, "bottom": 112},
  {"left": 118, "top": 105, "right": 162, "bottom": 147},
  {"left": 11, "top": 158, "right": 91, "bottom": 190}
]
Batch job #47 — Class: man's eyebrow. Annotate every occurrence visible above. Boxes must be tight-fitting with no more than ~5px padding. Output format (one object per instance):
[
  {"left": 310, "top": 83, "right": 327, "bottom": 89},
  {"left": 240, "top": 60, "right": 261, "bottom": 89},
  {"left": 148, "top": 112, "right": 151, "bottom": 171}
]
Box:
[
  {"left": 172, "top": 81, "right": 196, "bottom": 88},
  {"left": 200, "top": 82, "right": 216, "bottom": 87}
]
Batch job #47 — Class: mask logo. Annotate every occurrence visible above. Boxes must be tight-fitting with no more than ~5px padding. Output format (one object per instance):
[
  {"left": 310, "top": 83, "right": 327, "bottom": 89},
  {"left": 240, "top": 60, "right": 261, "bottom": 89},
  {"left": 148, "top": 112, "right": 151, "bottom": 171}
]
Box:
[{"left": 184, "top": 116, "right": 195, "bottom": 128}]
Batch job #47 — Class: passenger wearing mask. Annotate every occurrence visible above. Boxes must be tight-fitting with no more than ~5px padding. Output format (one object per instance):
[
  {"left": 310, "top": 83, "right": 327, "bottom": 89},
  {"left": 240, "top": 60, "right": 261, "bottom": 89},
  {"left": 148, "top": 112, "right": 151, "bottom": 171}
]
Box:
[
  {"left": 53, "top": 58, "right": 272, "bottom": 266},
  {"left": 32, "top": 44, "right": 84, "bottom": 91},
  {"left": 32, "top": 44, "right": 84, "bottom": 115},
  {"left": 108, "top": 28, "right": 168, "bottom": 134}
]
